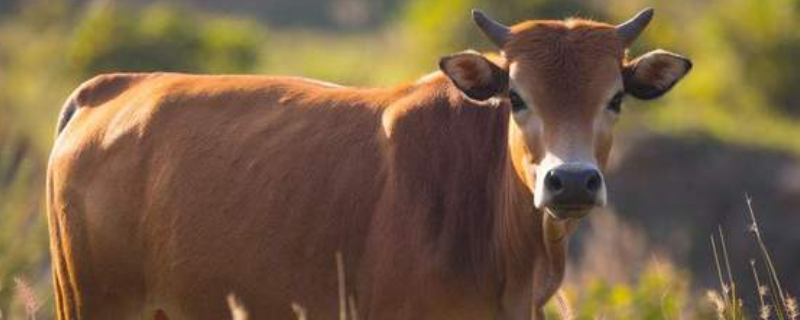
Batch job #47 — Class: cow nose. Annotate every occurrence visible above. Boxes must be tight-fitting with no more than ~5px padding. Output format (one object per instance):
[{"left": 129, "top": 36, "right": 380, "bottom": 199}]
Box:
[{"left": 543, "top": 165, "right": 603, "bottom": 207}]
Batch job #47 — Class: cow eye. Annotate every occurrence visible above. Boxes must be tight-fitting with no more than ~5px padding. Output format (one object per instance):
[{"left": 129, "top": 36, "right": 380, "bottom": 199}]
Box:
[
  {"left": 509, "top": 89, "right": 527, "bottom": 112},
  {"left": 606, "top": 92, "right": 624, "bottom": 114}
]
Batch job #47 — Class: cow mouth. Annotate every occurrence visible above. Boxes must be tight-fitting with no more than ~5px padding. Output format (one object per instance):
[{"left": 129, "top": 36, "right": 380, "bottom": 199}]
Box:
[{"left": 544, "top": 206, "right": 593, "bottom": 220}]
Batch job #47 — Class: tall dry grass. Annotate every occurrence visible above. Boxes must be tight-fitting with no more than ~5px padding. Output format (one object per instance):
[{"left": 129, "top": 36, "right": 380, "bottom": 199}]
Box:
[
  {"left": 0, "top": 277, "right": 41, "bottom": 320},
  {"left": 707, "top": 196, "right": 797, "bottom": 320}
]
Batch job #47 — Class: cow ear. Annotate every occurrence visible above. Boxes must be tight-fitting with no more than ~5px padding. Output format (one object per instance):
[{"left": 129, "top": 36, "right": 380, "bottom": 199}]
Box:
[
  {"left": 439, "top": 50, "right": 508, "bottom": 101},
  {"left": 624, "top": 49, "right": 692, "bottom": 100}
]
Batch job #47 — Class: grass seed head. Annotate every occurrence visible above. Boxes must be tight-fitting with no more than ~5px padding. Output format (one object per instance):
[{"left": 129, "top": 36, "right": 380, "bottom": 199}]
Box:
[{"left": 787, "top": 297, "right": 798, "bottom": 320}]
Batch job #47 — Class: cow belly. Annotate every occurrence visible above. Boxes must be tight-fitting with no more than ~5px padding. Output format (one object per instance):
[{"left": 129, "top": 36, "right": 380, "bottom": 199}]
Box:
[
  {"left": 140, "top": 193, "right": 359, "bottom": 320},
  {"left": 143, "top": 126, "right": 381, "bottom": 319}
]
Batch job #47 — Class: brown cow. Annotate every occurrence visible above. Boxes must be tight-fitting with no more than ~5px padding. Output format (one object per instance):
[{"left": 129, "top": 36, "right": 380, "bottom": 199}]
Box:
[{"left": 47, "top": 8, "right": 690, "bottom": 320}]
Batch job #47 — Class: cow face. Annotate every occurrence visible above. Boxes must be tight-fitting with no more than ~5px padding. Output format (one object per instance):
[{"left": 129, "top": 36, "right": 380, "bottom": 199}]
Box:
[{"left": 474, "top": 8, "right": 691, "bottom": 219}]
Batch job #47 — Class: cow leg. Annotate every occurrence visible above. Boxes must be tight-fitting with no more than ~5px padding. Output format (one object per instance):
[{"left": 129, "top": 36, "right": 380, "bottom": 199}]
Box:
[
  {"left": 48, "top": 194, "right": 147, "bottom": 319},
  {"left": 51, "top": 248, "right": 147, "bottom": 320},
  {"left": 532, "top": 307, "right": 545, "bottom": 320},
  {"left": 48, "top": 192, "right": 83, "bottom": 319},
  {"left": 52, "top": 266, "right": 73, "bottom": 320}
]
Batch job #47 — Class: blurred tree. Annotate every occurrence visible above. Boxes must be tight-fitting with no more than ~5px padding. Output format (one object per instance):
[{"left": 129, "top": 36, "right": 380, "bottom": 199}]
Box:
[
  {"left": 0, "top": 0, "right": 21, "bottom": 18},
  {"left": 68, "top": 2, "right": 265, "bottom": 77},
  {"left": 718, "top": 0, "right": 800, "bottom": 117},
  {"left": 394, "top": 0, "right": 477, "bottom": 69}
]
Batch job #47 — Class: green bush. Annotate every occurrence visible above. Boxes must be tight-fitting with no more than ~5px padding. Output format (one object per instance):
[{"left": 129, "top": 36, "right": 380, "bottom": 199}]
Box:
[
  {"left": 68, "top": 2, "right": 265, "bottom": 76},
  {"left": 548, "top": 262, "right": 716, "bottom": 320}
]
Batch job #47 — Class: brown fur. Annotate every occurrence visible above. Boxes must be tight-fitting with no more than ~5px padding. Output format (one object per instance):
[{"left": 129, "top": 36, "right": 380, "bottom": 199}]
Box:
[
  {"left": 48, "top": 70, "right": 547, "bottom": 320},
  {"left": 47, "top": 16, "right": 686, "bottom": 320}
]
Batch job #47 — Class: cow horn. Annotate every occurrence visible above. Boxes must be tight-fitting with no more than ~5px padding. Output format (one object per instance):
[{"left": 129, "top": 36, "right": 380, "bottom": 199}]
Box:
[
  {"left": 472, "top": 9, "right": 511, "bottom": 48},
  {"left": 616, "top": 8, "right": 654, "bottom": 46}
]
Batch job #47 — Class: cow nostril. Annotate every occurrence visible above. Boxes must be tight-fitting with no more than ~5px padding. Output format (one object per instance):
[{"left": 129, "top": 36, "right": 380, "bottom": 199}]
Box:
[
  {"left": 544, "top": 170, "right": 563, "bottom": 193},
  {"left": 586, "top": 171, "right": 602, "bottom": 193}
]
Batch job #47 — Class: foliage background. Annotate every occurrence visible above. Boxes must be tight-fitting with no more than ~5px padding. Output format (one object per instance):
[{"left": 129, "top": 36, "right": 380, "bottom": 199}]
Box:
[{"left": 0, "top": 0, "right": 799, "bottom": 318}]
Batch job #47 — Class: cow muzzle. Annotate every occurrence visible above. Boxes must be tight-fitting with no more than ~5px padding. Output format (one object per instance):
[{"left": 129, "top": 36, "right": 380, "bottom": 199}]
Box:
[{"left": 535, "top": 162, "right": 606, "bottom": 220}]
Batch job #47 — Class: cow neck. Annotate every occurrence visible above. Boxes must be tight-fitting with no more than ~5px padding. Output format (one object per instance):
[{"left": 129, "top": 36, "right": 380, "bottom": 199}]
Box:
[
  {"left": 500, "top": 118, "right": 579, "bottom": 309},
  {"left": 382, "top": 76, "right": 515, "bottom": 286},
  {"left": 381, "top": 76, "right": 573, "bottom": 306}
]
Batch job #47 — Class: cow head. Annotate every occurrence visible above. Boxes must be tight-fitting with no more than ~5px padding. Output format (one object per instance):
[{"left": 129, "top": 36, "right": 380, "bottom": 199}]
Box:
[{"left": 444, "top": 8, "right": 691, "bottom": 220}]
